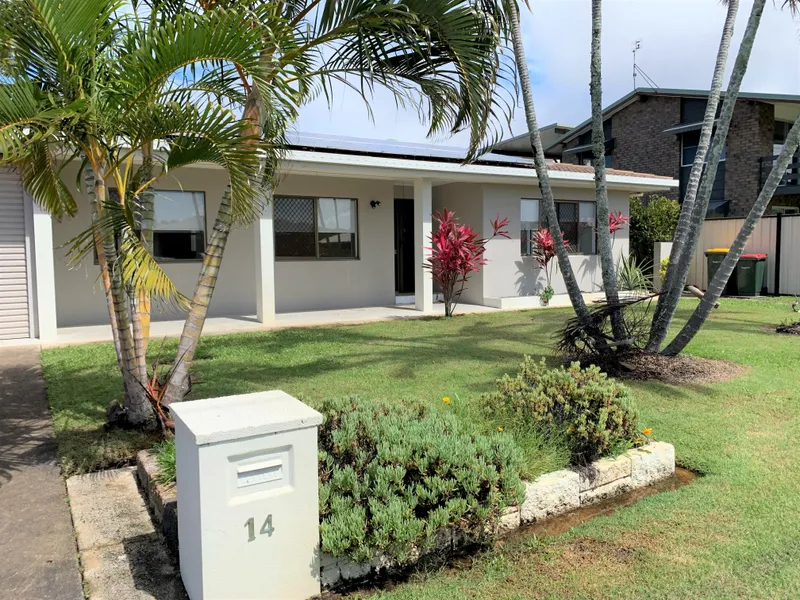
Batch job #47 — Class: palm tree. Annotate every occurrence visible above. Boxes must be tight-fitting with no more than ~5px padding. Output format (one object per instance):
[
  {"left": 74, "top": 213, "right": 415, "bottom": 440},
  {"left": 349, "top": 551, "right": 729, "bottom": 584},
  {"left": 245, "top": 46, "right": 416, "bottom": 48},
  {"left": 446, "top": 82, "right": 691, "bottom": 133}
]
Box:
[
  {"left": 503, "top": 0, "right": 593, "bottom": 328},
  {"left": 648, "top": 0, "right": 799, "bottom": 353},
  {"left": 158, "top": 0, "right": 518, "bottom": 405},
  {"left": 0, "top": 0, "right": 274, "bottom": 427},
  {"left": 589, "top": 0, "right": 624, "bottom": 341},
  {"left": 647, "top": 0, "right": 749, "bottom": 352},
  {"left": 665, "top": 113, "right": 800, "bottom": 354}
]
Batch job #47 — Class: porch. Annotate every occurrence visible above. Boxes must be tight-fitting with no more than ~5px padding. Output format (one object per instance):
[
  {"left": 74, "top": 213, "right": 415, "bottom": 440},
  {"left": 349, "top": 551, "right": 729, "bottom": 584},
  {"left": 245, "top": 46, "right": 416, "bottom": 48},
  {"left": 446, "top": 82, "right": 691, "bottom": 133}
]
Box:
[{"left": 42, "top": 303, "right": 499, "bottom": 347}]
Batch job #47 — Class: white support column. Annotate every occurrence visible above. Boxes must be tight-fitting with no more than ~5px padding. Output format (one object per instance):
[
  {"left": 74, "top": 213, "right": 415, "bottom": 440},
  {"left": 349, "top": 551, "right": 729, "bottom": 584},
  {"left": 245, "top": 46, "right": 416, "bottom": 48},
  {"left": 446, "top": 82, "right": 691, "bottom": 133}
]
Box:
[
  {"left": 255, "top": 196, "right": 276, "bottom": 323},
  {"left": 31, "top": 201, "right": 57, "bottom": 341},
  {"left": 414, "top": 179, "right": 433, "bottom": 312},
  {"left": 653, "top": 241, "right": 673, "bottom": 292}
]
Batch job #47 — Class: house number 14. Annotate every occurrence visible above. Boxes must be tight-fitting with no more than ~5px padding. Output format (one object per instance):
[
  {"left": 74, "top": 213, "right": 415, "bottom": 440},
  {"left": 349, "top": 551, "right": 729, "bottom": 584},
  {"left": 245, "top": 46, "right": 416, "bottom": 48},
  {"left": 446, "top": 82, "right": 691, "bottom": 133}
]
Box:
[{"left": 245, "top": 515, "right": 275, "bottom": 542}]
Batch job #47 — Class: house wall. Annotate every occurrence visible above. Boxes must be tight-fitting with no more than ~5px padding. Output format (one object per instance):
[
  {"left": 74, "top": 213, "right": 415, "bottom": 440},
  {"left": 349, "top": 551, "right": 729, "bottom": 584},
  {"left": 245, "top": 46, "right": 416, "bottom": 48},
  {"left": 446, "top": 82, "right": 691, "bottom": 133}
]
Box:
[
  {"left": 480, "top": 186, "right": 629, "bottom": 300},
  {"left": 50, "top": 162, "right": 638, "bottom": 328},
  {"left": 52, "top": 168, "right": 396, "bottom": 326},
  {"left": 52, "top": 164, "right": 253, "bottom": 327},
  {"left": 273, "top": 174, "right": 395, "bottom": 312},
  {"left": 432, "top": 183, "right": 485, "bottom": 306}
]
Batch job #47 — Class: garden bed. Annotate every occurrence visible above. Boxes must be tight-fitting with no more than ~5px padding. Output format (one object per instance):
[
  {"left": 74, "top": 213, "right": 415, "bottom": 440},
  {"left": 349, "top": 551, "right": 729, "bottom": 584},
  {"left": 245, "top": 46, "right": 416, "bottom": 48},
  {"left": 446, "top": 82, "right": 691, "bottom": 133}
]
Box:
[
  {"left": 588, "top": 350, "right": 747, "bottom": 385},
  {"left": 776, "top": 321, "right": 800, "bottom": 335},
  {"left": 135, "top": 441, "right": 675, "bottom": 590}
]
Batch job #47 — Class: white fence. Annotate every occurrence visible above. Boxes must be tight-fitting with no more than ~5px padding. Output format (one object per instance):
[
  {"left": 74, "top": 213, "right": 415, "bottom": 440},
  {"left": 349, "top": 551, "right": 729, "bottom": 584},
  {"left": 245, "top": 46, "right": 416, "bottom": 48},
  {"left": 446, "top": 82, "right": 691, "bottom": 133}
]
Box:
[{"left": 687, "top": 213, "right": 800, "bottom": 295}]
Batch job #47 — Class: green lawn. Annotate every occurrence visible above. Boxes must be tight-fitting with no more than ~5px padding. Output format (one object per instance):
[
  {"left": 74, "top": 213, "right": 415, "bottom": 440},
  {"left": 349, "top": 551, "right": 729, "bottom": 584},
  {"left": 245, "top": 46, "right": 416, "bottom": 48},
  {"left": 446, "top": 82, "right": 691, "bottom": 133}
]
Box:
[{"left": 42, "top": 298, "right": 800, "bottom": 598}]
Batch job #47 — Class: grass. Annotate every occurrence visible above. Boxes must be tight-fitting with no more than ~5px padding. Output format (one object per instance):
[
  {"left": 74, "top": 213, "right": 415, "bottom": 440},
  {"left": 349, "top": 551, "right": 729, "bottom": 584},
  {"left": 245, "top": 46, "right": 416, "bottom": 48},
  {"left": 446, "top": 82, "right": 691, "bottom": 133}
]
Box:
[{"left": 42, "top": 297, "right": 800, "bottom": 598}]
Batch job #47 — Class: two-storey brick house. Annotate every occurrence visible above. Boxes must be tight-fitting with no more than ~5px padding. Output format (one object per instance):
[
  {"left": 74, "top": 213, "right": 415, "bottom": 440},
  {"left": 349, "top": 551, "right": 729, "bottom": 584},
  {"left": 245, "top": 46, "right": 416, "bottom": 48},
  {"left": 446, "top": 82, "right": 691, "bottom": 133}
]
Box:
[{"left": 495, "top": 88, "right": 800, "bottom": 218}]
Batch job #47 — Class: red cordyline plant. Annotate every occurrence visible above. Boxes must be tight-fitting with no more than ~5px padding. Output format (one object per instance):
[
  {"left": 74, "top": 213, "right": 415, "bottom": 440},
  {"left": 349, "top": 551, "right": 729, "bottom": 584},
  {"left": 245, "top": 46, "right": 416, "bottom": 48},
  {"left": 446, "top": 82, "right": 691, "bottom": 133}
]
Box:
[
  {"left": 426, "top": 209, "right": 509, "bottom": 317},
  {"left": 609, "top": 211, "right": 629, "bottom": 235},
  {"left": 531, "top": 229, "right": 569, "bottom": 305}
]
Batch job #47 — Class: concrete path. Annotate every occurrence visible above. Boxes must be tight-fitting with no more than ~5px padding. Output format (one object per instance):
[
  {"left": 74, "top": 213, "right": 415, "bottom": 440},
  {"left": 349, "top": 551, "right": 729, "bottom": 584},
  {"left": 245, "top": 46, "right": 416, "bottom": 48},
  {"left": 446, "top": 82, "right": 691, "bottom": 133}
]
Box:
[
  {"left": 68, "top": 467, "right": 186, "bottom": 600},
  {"left": 0, "top": 347, "right": 83, "bottom": 600}
]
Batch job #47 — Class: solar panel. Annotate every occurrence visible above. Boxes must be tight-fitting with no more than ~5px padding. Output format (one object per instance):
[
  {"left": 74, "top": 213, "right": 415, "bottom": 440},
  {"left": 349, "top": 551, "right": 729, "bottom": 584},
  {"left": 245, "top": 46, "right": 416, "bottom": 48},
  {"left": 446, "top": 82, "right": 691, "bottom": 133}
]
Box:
[{"left": 285, "top": 131, "right": 534, "bottom": 167}]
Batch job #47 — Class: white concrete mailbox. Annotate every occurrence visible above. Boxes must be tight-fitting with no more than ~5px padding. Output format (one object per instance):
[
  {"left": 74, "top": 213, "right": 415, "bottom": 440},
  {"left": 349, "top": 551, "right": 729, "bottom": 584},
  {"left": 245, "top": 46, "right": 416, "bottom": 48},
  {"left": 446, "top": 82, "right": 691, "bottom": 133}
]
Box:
[{"left": 171, "top": 391, "right": 323, "bottom": 600}]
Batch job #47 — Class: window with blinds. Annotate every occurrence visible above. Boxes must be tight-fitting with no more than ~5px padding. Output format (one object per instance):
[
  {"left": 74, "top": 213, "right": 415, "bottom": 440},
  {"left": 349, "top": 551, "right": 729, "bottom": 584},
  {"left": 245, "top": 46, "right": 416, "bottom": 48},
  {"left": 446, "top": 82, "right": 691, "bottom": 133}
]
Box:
[
  {"left": 520, "top": 199, "right": 597, "bottom": 255},
  {"left": 274, "top": 196, "right": 358, "bottom": 259}
]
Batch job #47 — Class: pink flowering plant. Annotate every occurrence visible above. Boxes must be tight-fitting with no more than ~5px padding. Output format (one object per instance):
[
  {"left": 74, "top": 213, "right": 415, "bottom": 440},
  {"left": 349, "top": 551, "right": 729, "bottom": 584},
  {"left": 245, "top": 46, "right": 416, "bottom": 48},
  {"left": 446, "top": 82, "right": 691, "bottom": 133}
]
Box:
[
  {"left": 531, "top": 229, "right": 569, "bottom": 306},
  {"left": 426, "top": 209, "right": 509, "bottom": 317},
  {"left": 608, "top": 211, "right": 629, "bottom": 236}
]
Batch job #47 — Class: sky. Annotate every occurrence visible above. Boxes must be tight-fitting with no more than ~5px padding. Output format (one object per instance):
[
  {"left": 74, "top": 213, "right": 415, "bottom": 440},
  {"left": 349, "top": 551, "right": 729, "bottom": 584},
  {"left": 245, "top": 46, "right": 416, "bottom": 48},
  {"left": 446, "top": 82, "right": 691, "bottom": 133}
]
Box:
[{"left": 293, "top": 0, "right": 800, "bottom": 148}]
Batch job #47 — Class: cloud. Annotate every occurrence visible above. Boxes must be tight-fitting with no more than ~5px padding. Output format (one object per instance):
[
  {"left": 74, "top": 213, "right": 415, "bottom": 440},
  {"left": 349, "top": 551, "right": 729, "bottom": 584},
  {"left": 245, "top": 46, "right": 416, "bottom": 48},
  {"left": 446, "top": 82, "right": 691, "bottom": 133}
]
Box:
[{"left": 295, "top": 0, "right": 800, "bottom": 147}]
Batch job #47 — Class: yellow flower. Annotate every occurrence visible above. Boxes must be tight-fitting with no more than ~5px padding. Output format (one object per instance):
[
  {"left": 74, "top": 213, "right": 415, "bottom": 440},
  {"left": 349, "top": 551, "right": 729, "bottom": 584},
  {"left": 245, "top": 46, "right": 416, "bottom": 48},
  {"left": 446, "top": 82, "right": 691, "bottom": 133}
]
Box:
[
  {"left": 442, "top": 397, "right": 451, "bottom": 404},
  {"left": 497, "top": 427, "right": 504, "bottom": 432},
  {"left": 635, "top": 437, "right": 644, "bottom": 444},
  {"left": 642, "top": 428, "right": 652, "bottom": 436}
]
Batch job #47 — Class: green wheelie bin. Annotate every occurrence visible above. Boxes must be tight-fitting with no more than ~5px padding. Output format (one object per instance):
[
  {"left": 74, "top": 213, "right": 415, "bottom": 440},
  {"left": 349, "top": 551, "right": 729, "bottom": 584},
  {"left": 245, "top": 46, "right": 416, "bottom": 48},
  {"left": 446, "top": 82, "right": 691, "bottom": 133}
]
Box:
[
  {"left": 736, "top": 253, "right": 767, "bottom": 296},
  {"left": 705, "top": 248, "right": 738, "bottom": 296}
]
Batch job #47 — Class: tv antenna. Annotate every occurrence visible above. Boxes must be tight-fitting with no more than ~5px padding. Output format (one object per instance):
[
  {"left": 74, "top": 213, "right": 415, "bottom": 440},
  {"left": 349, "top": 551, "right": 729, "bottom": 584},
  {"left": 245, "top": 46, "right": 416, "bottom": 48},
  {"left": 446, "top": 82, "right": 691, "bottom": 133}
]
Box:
[{"left": 632, "top": 39, "right": 659, "bottom": 90}]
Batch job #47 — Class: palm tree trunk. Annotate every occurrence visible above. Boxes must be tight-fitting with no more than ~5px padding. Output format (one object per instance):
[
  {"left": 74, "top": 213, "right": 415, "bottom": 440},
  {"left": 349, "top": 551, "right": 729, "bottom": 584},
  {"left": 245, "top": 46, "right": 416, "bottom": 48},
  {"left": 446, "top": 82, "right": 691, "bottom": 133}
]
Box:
[
  {"left": 87, "top": 160, "right": 156, "bottom": 428},
  {"left": 648, "top": 0, "right": 762, "bottom": 353},
  {"left": 664, "top": 113, "right": 800, "bottom": 355},
  {"left": 505, "top": 0, "right": 592, "bottom": 326},
  {"left": 132, "top": 144, "right": 155, "bottom": 382},
  {"left": 161, "top": 187, "right": 233, "bottom": 406},
  {"left": 589, "top": 0, "right": 624, "bottom": 341},
  {"left": 85, "top": 165, "right": 123, "bottom": 369},
  {"left": 659, "top": 0, "right": 739, "bottom": 290}
]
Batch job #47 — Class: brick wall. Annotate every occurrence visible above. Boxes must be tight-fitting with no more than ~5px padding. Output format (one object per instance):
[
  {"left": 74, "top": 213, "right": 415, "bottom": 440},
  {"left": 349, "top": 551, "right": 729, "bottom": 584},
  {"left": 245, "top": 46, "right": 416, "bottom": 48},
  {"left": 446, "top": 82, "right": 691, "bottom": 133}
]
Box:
[
  {"left": 560, "top": 95, "right": 778, "bottom": 215},
  {"left": 563, "top": 96, "right": 681, "bottom": 202},
  {"left": 726, "top": 101, "right": 774, "bottom": 217}
]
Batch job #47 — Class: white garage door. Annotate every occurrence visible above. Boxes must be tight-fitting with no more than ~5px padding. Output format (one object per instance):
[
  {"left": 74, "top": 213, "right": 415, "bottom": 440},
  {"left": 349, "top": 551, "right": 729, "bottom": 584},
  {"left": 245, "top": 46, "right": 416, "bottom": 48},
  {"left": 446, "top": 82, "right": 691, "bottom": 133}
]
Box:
[{"left": 0, "top": 169, "right": 30, "bottom": 340}]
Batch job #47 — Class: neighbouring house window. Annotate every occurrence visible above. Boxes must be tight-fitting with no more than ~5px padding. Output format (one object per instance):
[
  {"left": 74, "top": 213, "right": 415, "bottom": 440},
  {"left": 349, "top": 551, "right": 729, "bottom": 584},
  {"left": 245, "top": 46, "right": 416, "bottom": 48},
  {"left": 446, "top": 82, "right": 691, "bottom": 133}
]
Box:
[
  {"left": 574, "top": 119, "right": 613, "bottom": 167},
  {"left": 774, "top": 120, "right": 794, "bottom": 155},
  {"left": 520, "top": 199, "right": 596, "bottom": 255},
  {"left": 680, "top": 130, "right": 727, "bottom": 217},
  {"left": 577, "top": 151, "right": 612, "bottom": 168},
  {"left": 680, "top": 98, "right": 710, "bottom": 124},
  {"left": 274, "top": 196, "right": 358, "bottom": 259},
  {"left": 102, "top": 189, "right": 206, "bottom": 262}
]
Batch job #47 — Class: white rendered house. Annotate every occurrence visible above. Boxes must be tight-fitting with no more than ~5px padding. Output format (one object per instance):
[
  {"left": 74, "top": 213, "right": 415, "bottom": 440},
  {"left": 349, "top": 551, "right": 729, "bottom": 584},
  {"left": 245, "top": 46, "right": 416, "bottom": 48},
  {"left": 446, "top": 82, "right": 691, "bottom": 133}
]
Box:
[{"left": 0, "top": 133, "right": 677, "bottom": 344}]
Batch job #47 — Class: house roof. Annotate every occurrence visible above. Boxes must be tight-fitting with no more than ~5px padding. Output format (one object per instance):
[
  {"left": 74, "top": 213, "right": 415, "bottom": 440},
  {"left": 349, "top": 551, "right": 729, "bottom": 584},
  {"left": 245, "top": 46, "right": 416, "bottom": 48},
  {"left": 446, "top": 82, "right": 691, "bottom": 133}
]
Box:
[
  {"left": 543, "top": 87, "right": 800, "bottom": 153},
  {"left": 281, "top": 133, "right": 678, "bottom": 192}
]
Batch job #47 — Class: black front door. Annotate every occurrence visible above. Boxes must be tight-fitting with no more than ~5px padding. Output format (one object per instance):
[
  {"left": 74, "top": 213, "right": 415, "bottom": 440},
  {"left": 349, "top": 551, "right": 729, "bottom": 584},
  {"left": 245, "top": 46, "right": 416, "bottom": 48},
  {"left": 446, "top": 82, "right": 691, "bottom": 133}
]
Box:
[{"left": 394, "top": 199, "right": 415, "bottom": 294}]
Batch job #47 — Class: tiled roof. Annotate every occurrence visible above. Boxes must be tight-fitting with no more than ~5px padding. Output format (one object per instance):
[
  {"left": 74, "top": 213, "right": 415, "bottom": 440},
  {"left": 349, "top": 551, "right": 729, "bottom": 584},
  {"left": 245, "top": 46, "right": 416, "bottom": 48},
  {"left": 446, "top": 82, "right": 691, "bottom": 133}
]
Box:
[{"left": 547, "top": 162, "right": 670, "bottom": 180}]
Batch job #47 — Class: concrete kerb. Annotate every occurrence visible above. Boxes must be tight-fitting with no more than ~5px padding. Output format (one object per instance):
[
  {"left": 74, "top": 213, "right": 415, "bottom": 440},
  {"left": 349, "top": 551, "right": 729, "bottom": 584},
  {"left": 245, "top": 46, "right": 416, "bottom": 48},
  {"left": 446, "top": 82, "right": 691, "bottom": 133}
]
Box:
[{"left": 136, "top": 441, "right": 676, "bottom": 591}]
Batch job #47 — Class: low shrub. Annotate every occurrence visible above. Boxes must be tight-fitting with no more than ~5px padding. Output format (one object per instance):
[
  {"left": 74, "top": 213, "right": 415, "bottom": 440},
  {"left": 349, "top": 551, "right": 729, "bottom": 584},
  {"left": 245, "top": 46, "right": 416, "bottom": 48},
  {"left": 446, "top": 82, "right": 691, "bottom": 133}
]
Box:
[
  {"left": 484, "top": 357, "right": 640, "bottom": 464},
  {"left": 318, "top": 397, "right": 524, "bottom": 563}
]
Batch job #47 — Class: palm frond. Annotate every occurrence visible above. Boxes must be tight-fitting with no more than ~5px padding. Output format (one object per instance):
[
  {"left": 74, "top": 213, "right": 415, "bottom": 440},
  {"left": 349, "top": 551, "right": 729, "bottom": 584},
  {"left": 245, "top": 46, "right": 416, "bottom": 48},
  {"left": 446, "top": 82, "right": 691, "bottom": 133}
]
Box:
[
  {"left": 10, "top": 0, "right": 122, "bottom": 92},
  {"left": 64, "top": 198, "right": 189, "bottom": 309},
  {"left": 122, "top": 101, "right": 271, "bottom": 226},
  {"left": 297, "top": 0, "right": 515, "bottom": 160},
  {"left": 16, "top": 140, "right": 78, "bottom": 219},
  {"left": 115, "top": 9, "right": 271, "bottom": 110}
]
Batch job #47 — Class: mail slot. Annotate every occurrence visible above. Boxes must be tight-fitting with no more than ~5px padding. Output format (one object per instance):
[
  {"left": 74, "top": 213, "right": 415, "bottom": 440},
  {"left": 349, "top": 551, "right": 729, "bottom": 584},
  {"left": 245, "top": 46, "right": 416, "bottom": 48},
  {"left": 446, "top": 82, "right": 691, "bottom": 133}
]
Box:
[
  {"left": 237, "top": 458, "right": 283, "bottom": 488},
  {"left": 171, "top": 391, "right": 323, "bottom": 600}
]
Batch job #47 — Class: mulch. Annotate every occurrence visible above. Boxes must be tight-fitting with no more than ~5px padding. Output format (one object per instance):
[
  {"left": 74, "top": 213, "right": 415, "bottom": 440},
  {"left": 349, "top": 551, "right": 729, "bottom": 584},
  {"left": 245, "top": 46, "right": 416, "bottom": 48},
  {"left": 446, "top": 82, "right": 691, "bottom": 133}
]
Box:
[
  {"left": 776, "top": 321, "right": 800, "bottom": 336},
  {"left": 582, "top": 349, "right": 747, "bottom": 386}
]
